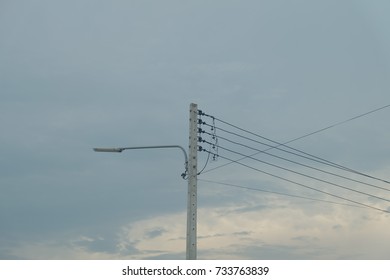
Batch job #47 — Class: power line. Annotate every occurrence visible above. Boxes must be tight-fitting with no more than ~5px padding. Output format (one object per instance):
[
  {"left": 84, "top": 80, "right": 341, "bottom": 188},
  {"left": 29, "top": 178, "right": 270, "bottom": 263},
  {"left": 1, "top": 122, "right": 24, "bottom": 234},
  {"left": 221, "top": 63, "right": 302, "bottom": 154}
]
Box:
[
  {"left": 286, "top": 104, "right": 390, "bottom": 142},
  {"left": 198, "top": 147, "right": 390, "bottom": 214},
  {"left": 200, "top": 140, "right": 390, "bottom": 204},
  {"left": 200, "top": 123, "right": 363, "bottom": 174},
  {"left": 214, "top": 117, "right": 387, "bottom": 180},
  {"left": 200, "top": 104, "right": 390, "bottom": 148},
  {"left": 197, "top": 148, "right": 211, "bottom": 175},
  {"left": 198, "top": 105, "right": 390, "bottom": 184},
  {"left": 200, "top": 129, "right": 390, "bottom": 193},
  {"left": 199, "top": 179, "right": 366, "bottom": 209}
]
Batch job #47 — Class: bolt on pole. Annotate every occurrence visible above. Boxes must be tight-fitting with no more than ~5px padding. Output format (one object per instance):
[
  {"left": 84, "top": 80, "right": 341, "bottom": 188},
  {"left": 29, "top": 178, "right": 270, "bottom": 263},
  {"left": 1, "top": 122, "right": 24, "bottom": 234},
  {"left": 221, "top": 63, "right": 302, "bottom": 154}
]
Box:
[{"left": 187, "top": 103, "right": 198, "bottom": 260}]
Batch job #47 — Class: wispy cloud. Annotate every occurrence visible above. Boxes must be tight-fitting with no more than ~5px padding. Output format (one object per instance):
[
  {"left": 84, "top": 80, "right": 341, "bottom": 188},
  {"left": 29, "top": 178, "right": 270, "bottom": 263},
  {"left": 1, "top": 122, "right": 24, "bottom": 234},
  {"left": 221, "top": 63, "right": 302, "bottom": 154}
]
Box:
[{"left": 8, "top": 199, "right": 390, "bottom": 260}]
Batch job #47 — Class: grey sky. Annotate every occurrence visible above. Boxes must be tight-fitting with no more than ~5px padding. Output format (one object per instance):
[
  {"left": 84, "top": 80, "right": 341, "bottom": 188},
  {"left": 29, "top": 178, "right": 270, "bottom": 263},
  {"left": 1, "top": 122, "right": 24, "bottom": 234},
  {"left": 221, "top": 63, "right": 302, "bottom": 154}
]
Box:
[{"left": 1, "top": 0, "right": 390, "bottom": 259}]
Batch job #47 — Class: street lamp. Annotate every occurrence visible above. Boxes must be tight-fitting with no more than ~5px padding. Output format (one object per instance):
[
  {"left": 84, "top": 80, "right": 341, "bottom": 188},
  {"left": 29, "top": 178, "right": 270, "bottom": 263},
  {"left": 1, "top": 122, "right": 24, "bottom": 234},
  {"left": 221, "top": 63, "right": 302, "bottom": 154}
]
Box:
[
  {"left": 93, "top": 144, "right": 195, "bottom": 259},
  {"left": 94, "top": 103, "right": 199, "bottom": 260},
  {"left": 93, "top": 145, "right": 188, "bottom": 177}
]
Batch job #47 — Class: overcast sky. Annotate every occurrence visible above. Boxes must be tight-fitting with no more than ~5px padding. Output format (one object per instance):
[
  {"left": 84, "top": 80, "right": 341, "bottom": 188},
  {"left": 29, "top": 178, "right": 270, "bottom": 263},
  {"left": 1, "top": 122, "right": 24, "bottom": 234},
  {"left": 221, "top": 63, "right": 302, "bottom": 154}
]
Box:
[{"left": 1, "top": 0, "right": 390, "bottom": 260}]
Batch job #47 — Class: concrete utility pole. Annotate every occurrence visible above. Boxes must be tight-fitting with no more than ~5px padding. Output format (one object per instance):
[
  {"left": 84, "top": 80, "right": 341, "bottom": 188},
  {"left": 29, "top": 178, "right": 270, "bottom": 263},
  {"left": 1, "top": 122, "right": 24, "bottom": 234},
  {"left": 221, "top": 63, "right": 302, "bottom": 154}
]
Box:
[
  {"left": 187, "top": 103, "right": 198, "bottom": 260},
  {"left": 93, "top": 103, "right": 199, "bottom": 260}
]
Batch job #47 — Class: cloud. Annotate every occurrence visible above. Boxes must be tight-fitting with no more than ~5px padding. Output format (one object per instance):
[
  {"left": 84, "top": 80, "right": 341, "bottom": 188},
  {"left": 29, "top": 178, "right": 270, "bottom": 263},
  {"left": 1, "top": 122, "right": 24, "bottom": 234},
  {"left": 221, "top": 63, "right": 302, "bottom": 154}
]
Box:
[
  {"left": 1, "top": 0, "right": 390, "bottom": 260},
  {"left": 4, "top": 197, "right": 390, "bottom": 260}
]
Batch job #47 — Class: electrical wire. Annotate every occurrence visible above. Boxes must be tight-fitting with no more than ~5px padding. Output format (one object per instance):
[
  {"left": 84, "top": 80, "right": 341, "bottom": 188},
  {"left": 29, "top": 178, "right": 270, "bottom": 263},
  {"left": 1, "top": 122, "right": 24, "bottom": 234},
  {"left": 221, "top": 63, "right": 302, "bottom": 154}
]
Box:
[
  {"left": 197, "top": 148, "right": 211, "bottom": 175},
  {"left": 199, "top": 112, "right": 390, "bottom": 184},
  {"left": 200, "top": 123, "right": 363, "bottom": 174},
  {"left": 199, "top": 179, "right": 366, "bottom": 209},
  {"left": 200, "top": 129, "right": 390, "bottom": 192},
  {"left": 200, "top": 140, "right": 390, "bottom": 203},
  {"left": 285, "top": 104, "right": 390, "bottom": 142},
  {"left": 215, "top": 117, "right": 387, "bottom": 180},
  {"left": 199, "top": 104, "right": 390, "bottom": 142},
  {"left": 198, "top": 147, "right": 390, "bottom": 214}
]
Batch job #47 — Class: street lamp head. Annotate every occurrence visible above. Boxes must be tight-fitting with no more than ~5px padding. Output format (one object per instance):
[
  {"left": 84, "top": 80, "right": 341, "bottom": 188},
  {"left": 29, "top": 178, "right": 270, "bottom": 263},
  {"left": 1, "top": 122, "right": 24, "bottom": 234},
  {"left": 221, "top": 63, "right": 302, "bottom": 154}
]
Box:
[{"left": 93, "top": 148, "right": 123, "bottom": 153}]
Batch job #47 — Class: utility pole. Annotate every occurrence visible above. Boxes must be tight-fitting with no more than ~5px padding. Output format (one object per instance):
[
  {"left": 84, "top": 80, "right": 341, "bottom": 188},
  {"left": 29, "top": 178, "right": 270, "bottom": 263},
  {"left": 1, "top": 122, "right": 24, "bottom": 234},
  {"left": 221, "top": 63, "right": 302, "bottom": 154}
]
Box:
[
  {"left": 93, "top": 103, "right": 198, "bottom": 260},
  {"left": 187, "top": 103, "right": 198, "bottom": 260}
]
